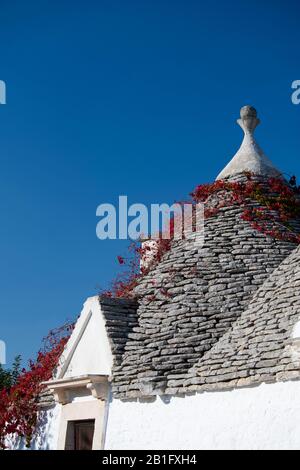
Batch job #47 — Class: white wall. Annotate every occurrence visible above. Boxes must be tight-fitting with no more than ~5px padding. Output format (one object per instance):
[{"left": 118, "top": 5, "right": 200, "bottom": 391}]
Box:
[
  {"left": 105, "top": 380, "right": 300, "bottom": 450},
  {"left": 7, "top": 404, "right": 62, "bottom": 450},
  {"left": 31, "top": 404, "right": 62, "bottom": 450}
]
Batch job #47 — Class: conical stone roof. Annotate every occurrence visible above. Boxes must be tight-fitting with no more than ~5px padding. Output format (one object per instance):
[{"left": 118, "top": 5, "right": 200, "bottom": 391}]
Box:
[
  {"left": 39, "top": 106, "right": 300, "bottom": 409},
  {"left": 104, "top": 106, "right": 299, "bottom": 400}
]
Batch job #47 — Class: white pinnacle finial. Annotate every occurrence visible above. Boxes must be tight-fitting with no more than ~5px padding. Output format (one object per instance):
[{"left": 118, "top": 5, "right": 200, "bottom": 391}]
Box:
[{"left": 216, "top": 106, "right": 282, "bottom": 180}]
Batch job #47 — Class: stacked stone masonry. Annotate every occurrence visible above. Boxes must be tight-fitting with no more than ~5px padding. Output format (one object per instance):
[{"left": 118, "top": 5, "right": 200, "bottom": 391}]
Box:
[{"left": 103, "top": 192, "right": 300, "bottom": 399}]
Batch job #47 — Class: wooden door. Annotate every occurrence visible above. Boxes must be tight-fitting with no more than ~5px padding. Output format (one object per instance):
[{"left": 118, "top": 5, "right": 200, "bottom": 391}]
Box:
[{"left": 74, "top": 420, "right": 95, "bottom": 450}]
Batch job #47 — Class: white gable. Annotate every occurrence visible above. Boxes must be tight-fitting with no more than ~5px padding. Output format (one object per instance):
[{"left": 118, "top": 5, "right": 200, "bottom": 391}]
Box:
[{"left": 56, "top": 296, "right": 113, "bottom": 379}]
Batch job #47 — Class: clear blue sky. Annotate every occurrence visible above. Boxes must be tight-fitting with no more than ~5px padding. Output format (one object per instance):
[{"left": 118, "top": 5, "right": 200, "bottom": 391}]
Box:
[{"left": 0, "top": 0, "right": 299, "bottom": 367}]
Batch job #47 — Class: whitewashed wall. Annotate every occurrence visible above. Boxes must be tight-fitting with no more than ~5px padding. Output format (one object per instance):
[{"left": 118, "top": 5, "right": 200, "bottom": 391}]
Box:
[
  {"left": 31, "top": 404, "right": 62, "bottom": 450},
  {"left": 14, "top": 375, "right": 300, "bottom": 450},
  {"left": 105, "top": 380, "right": 300, "bottom": 450},
  {"left": 7, "top": 404, "right": 62, "bottom": 450}
]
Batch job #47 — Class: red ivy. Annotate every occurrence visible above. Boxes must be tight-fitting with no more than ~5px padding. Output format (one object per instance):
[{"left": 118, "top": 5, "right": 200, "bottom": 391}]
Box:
[
  {"left": 102, "top": 173, "right": 300, "bottom": 299},
  {"left": 0, "top": 322, "right": 73, "bottom": 449},
  {"left": 101, "top": 237, "right": 172, "bottom": 299},
  {"left": 192, "top": 174, "right": 300, "bottom": 244}
]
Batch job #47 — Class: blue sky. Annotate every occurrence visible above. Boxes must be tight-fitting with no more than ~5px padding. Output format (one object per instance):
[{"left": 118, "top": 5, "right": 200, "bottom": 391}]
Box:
[{"left": 0, "top": 0, "right": 299, "bottom": 367}]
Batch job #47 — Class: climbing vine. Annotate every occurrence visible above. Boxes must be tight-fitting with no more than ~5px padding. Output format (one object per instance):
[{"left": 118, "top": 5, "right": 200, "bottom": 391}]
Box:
[
  {"left": 102, "top": 173, "right": 300, "bottom": 299},
  {"left": 101, "top": 237, "right": 172, "bottom": 299},
  {"left": 0, "top": 322, "right": 73, "bottom": 449},
  {"left": 192, "top": 173, "right": 300, "bottom": 243}
]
